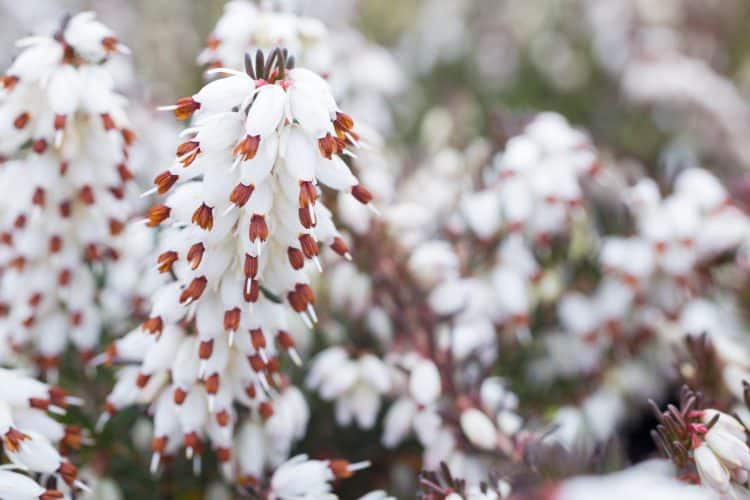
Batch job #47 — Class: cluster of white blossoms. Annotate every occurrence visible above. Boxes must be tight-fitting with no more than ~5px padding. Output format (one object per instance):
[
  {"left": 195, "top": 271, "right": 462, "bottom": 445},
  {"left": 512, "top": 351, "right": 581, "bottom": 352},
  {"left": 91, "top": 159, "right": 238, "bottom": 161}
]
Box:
[
  {"left": 382, "top": 354, "right": 522, "bottom": 487},
  {"left": 199, "top": 0, "right": 404, "bottom": 237},
  {"left": 407, "top": 113, "right": 598, "bottom": 361},
  {"left": 0, "top": 368, "right": 87, "bottom": 498},
  {"left": 552, "top": 167, "right": 750, "bottom": 390},
  {"left": 0, "top": 12, "right": 136, "bottom": 370},
  {"left": 103, "top": 46, "right": 375, "bottom": 484},
  {"left": 306, "top": 346, "right": 391, "bottom": 429},
  {"left": 692, "top": 410, "right": 750, "bottom": 497}
]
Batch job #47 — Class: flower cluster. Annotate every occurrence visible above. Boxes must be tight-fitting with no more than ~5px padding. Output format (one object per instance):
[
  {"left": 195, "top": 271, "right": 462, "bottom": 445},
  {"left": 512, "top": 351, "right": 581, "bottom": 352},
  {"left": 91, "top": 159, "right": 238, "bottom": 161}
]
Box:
[
  {"left": 103, "top": 47, "right": 375, "bottom": 484},
  {"left": 651, "top": 386, "right": 750, "bottom": 497},
  {"left": 0, "top": 12, "right": 135, "bottom": 369},
  {"left": 0, "top": 368, "right": 87, "bottom": 498}
]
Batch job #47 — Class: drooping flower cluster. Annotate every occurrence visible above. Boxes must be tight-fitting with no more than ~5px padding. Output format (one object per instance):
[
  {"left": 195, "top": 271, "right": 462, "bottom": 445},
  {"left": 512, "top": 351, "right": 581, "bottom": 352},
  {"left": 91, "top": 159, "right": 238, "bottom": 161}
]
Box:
[
  {"left": 0, "top": 12, "right": 135, "bottom": 369},
  {"left": 0, "top": 368, "right": 87, "bottom": 498},
  {"left": 103, "top": 47, "right": 375, "bottom": 484}
]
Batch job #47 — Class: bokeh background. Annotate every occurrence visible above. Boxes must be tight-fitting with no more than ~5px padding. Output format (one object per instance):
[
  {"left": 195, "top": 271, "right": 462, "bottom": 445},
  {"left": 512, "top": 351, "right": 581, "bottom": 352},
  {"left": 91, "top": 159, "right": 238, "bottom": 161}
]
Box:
[{"left": 3, "top": 0, "right": 750, "bottom": 498}]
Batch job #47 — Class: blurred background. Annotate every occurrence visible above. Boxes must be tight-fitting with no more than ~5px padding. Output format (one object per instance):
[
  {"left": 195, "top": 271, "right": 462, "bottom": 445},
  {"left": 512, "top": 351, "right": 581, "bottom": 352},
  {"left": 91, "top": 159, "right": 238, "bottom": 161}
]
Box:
[{"left": 3, "top": 0, "right": 750, "bottom": 498}]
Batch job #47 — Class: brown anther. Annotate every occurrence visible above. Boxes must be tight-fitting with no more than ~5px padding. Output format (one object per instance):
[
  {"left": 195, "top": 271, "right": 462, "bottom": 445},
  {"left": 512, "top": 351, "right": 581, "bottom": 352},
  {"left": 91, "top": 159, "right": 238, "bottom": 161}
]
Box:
[
  {"left": 84, "top": 243, "right": 101, "bottom": 261},
  {"left": 59, "top": 161, "right": 69, "bottom": 176},
  {"left": 157, "top": 251, "right": 178, "bottom": 273},
  {"left": 288, "top": 247, "right": 305, "bottom": 269},
  {"left": 334, "top": 111, "right": 354, "bottom": 131},
  {"left": 318, "top": 134, "right": 338, "bottom": 159},
  {"left": 54, "top": 114, "right": 67, "bottom": 130},
  {"left": 117, "top": 163, "right": 134, "bottom": 182},
  {"left": 58, "top": 269, "right": 71, "bottom": 286},
  {"left": 13, "top": 214, "right": 26, "bottom": 229},
  {"left": 187, "top": 242, "right": 205, "bottom": 269},
  {"left": 100, "top": 113, "right": 116, "bottom": 131},
  {"left": 79, "top": 185, "right": 95, "bottom": 205},
  {"left": 267, "top": 356, "right": 280, "bottom": 373},
  {"left": 296, "top": 283, "right": 315, "bottom": 305},
  {"left": 1, "top": 75, "right": 19, "bottom": 90},
  {"left": 249, "top": 214, "right": 268, "bottom": 242},
  {"left": 13, "top": 112, "right": 30, "bottom": 129},
  {"left": 192, "top": 203, "right": 214, "bottom": 230},
  {"left": 298, "top": 181, "right": 317, "bottom": 208},
  {"left": 154, "top": 170, "right": 179, "bottom": 194},
  {"left": 62, "top": 425, "right": 83, "bottom": 450},
  {"left": 330, "top": 459, "right": 353, "bottom": 479},
  {"left": 109, "top": 218, "right": 124, "bottom": 235},
  {"left": 230, "top": 183, "right": 254, "bottom": 207},
  {"left": 232, "top": 134, "right": 260, "bottom": 161},
  {"left": 180, "top": 276, "right": 208, "bottom": 303},
  {"left": 57, "top": 461, "right": 78, "bottom": 486},
  {"left": 239, "top": 475, "right": 260, "bottom": 488},
  {"left": 105, "top": 401, "right": 118, "bottom": 416},
  {"left": 173, "top": 387, "right": 187, "bottom": 405},
  {"left": 299, "top": 234, "right": 319, "bottom": 258},
  {"left": 32, "top": 138, "right": 47, "bottom": 154},
  {"left": 216, "top": 410, "right": 230, "bottom": 427},
  {"left": 136, "top": 373, "right": 151, "bottom": 388},
  {"left": 121, "top": 128, "right": 136, "bottom": 145},
  {"left": 10, "top": 256, "right": 26, "bottom": 270},
  {"left": 287, "top": 290, "right": 305, "bottom": 312},
  {"left": 248, "top": 354, "right": 265, "bottom": 372},
  {"left": 245, "top": 384, "right": 257, "bottom": 399},
  {"left": 143, "top": 316, "right": 163, "bottom": 334},
  {"left": 244, "top": 254, "right": 258, "bottom": 278},
  {"left": 101, "top": 36, "right": 120, "bottom": 53},
  {"left": 41, "top": 491, "right": 65, "bottom": 500},
  {"left": 244, "top": 278, "right": 260, "bottom": 303},
  {"left": 259, "top": 401, "right": 274, "bottom": 420},
  {"left": 49, "top": 235, "right": 63, "bottom": 253},
  {"left": 70, "top": 311, "right": 82, "bottom": 327},
  {"left": 0, "top": 232, "right": 11, "bottom": 245},
  {"left": 53, "top": 378, "right": 79, "bottom": 407},
  {"left": 176, "top": 140, "right": 199, "bottom": 157},
  {"left": 3, "top": 428, "right": 29, "bottom": 452},
  {"left": 152, "top": 435, "right": 168, "bottom": 453},
  {"left": 28, "top": 293, "right": 42, "bottom": 307},
  {"left": 224, "top": 308, "right": 240, "bottom": 331},
  {"left": 276, "top": 330, "right": 296, "bottom": 350},
  {"left": 298, "top": 207, "right": 315, "bottom": 228},
  {"left": 183, "top": 432, "right": 203, "bottom": 454},
  {"left": 174, "top": 96, "right": 201, "bottom": 121},
  {"left": 204, "top": 373, "right": 219, "bottom": 394},
  {"left": 250, "top": 328, "right": 266, "bottom": 350},
  {"left": 59, "top": 200, "right": 71, "bottom": 217},
  {"left": 351, "top": 184, "right": 373, "bottom": 204},
  {"left": 216, "top": 447, "right": 231, "bottom": 462},
  {"left": 199, "top": 339, "right": 214, "bottom": 360},
  {"left": 29, "top": 397, "right": 50, "bottom": 410},
  {"left": 32, "top": 187, "right": 45, "bottom": 207},
  {"left": 146, "top": 205, "right": 171, "bottom": 226},
  {"left": 330, "top": 237, "right": 350, "bottom": 258}
]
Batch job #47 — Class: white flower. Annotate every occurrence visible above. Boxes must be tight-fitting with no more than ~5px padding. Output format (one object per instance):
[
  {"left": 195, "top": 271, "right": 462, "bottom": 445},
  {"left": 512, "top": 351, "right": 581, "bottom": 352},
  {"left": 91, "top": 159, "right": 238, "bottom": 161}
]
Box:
[
  {"left": 459, "top": 408, "right": 498, "bottom": 451},
  {"left": 409, "top": 358, "right": 442, "bottom": 406},
  {"left": 307, "top": 348, "right": 390, "bottom": 429},
  {"left": 269, "top": 454, "right": 369, "bottom": 500}
]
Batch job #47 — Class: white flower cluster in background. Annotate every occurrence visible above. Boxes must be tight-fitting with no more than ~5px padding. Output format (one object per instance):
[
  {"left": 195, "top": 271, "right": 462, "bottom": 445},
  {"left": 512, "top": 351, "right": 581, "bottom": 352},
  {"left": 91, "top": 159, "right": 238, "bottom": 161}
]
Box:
[{"left": 0, "top": 12, "right": 135, "bottom": 370}]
